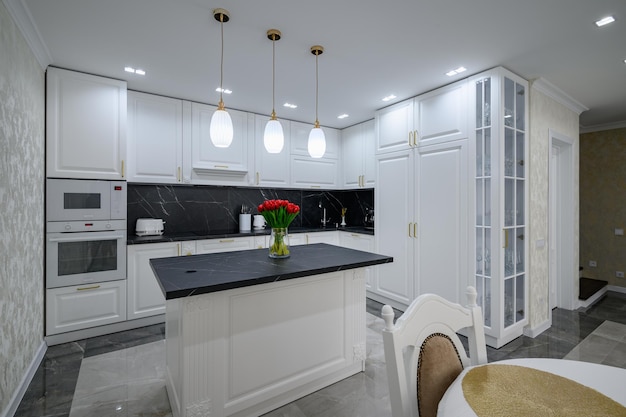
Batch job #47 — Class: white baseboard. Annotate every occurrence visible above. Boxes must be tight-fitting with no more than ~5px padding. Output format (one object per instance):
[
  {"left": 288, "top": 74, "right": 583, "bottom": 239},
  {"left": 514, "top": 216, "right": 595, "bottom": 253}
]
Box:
[
  {"left": 523, "top": 318, "right": 552, "bottom": 338},
  {"left": 607, "top": 285, "right": 626, "bottom": 295},
  {"left": 1, "top": 340, "right": 47, "bottom": 417}
]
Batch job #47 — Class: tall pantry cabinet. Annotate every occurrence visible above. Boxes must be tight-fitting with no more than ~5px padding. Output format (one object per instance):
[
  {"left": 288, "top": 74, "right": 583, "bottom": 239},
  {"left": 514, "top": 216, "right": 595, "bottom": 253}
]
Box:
[
  {"left": 372, "top": 67, "right": 528, "bottom": 348},
  {"left": 373, "top": 80, "right": 470, "bottom": 309},
  {"left": 471, "top": 68, "right": 529, "bottom": 348}
]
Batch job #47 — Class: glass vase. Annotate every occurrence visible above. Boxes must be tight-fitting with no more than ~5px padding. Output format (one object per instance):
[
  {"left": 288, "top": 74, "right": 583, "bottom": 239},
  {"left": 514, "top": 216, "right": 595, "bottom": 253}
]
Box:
[{"left": 269, "top": 227, "right": 290, "bottom": 258}]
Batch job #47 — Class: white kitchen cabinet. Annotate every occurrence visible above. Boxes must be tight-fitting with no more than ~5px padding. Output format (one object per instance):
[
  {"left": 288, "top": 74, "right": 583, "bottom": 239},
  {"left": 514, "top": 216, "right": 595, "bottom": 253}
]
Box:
[
  {"left": 196, "top": 237, "right": 254, "bottom": 254},
  {"left": 339, "top": 232, "right": 375, "bottom": 289},
  {"left": 342, "top": 119, "right": 375, "bottom": 188},
  {"left": 188, "top": 102, "right": 253, "bottom": 185},
  {"left": 288, "top": 232, "right": 308, "bottom": 246},
  {"left": 253, "top": 114, "right": 291, "bottom": 187},
  {"left": 471, "top": 68, "right": 528, "bottom": 348},
  {"left": 46, "top": 67, "right": 127, "bottom": 180},
  {"left": 127, "top": 241, "right": 195, "bottom": 320},
  {"left": 253, "top": 235, "right": 267, "bottom": 249},
  {"left": 290, "top": 121, "right": 340, "bottom": 159},
  {"left": 290, "top": 156, "right": 339, "bottom": 189},
  {"left": 304, "top": 231, "right": 339, "bottom": 245},
  {"left": 373, "top": 139, "right": 470, "bottom": 310},
  {"left": 127, "top": 91, "right": 183, "bottom": 183},
  {"left": 375, "top": 79, "right": 468, "bottom": 155},
  {"left": 46, "top": 280, "right": 127, "bottom": 335}
]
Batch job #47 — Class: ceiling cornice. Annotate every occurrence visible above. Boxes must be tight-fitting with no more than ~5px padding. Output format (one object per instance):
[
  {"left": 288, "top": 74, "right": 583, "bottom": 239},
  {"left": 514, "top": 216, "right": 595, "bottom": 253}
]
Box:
[
  {"left": 579, "top": 120, "right": 626, "bottom": 134},
  {"left": 3, "top": 0, "right": 52, "bottom": 69},
  {"left": 531, "top": 77, "right": 588, "bottom": 116}
]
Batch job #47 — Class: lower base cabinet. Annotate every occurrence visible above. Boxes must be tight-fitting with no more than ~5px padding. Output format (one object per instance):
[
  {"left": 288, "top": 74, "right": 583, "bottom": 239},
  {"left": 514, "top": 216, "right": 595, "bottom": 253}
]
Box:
[{"left": 46, "top": 280, "right": 127, "bottom": 335}]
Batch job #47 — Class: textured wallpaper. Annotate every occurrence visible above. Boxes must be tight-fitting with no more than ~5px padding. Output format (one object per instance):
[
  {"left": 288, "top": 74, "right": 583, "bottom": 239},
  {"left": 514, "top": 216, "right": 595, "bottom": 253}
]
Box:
[
  {"left": 528, "top": 85, "right": 580, "bottom": 329},
  {"left": 0, "top": 2, "right": 45, "bottom": 413},
  {"left": 580, "top": 127, "right": 626, "bottom": 288}
]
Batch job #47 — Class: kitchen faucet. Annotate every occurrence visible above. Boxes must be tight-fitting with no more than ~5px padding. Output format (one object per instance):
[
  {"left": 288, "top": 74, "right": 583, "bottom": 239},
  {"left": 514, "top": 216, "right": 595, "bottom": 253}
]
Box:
[{"left": 319, "top": 201, "right": 331, "bottom": 227}]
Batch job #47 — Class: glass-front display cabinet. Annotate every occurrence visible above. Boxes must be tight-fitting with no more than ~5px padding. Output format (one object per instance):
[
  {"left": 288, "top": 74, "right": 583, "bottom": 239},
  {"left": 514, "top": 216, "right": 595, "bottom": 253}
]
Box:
[{"left": 472, "top": 67, "right": 529, "bottom": 348}]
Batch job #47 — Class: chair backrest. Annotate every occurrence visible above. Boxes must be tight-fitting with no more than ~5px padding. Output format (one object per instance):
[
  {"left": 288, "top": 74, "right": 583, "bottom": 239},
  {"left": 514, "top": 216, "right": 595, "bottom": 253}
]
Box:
[{"left": 381, "top": 286, "right": 487, "bottom": 417}]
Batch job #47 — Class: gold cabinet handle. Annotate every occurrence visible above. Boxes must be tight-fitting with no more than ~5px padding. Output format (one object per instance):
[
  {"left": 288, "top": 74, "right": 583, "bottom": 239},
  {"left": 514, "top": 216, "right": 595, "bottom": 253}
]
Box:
[
  {"left": 256, "top": 172, "right": 260, "bottom": 185},
  {"left": 121, "top": 160, "right": 125, "bottom": 178},
  {"left": 413, "top": 130, "right": 419, "bottom": 146},
  {"left": 177, "top": 167, "right": 181, "bottom": 182},
  {"left": 311, "top": 185, "right": 321, "bottom": 188},
  {"left": 408, "top": 131, "right": 414, "bottom": 147},
  {"left": 77, "top": 285, "right": 101, "bottom": 291},
  {"left": 408, "top": 223, "right": 412, "bottom": 237},
  {"left": 220, "top": 239, "right": 235, "bottom": 243},
  {"left": 177, "top": 243, "right": 181, "bottom": 256},
  {"left": 215, "top": 165, "right": 229, "bottom": 169},
  {"left": 413, "top": 223, "right": 417, "bottom": 237},
  {"left": 503, "top": 229, "right": 509, "bottom": 248}
]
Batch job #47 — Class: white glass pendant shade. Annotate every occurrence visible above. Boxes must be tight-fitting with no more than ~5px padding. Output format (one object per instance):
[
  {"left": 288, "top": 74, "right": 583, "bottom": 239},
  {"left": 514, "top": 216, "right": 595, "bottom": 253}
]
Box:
[
  {"left": 264, "top": 117, "right": 284, "bottom": 153},
  {"left": 210, "top": 106, "right": 233, "bottom": 148},
  {"left": 308, "top": 124, "right": 326, "bottom": 158}
]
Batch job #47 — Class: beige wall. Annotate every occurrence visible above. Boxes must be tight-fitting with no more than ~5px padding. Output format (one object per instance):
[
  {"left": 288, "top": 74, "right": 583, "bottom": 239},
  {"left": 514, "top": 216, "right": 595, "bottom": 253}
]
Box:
[
  {"left": 580, "top": 127, "right": 626, "bottom": 289},
  {"left": 0, "top": 2, "right": 45, "bottom": 414},
  {"left": 528, "top": 84, "right": 580, "bottom": 329}
]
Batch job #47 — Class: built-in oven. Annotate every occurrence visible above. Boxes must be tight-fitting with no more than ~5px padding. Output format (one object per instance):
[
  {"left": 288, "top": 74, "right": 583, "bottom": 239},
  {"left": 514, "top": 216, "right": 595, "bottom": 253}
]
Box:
[{"left": 46, "top": 179, "right": 127, "bottom": 288}]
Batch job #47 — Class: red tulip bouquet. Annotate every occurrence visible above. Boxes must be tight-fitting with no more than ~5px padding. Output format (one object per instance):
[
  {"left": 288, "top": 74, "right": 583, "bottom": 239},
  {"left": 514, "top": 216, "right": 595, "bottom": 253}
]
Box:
[{"left": 257, "top": 199, "right": 300, "bottom": 258}]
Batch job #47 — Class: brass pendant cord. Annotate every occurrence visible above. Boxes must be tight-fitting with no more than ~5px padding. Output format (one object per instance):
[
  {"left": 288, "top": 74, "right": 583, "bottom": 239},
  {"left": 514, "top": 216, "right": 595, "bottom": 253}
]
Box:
[
  {"left": 272, "top": 36, "right": 276, "bottom": 115},
  {"left": 219, "top": 15, "right": 224, "bottom": 105},
  {"left": 314, "top": 51, "right": 319, "bottom": 124}
]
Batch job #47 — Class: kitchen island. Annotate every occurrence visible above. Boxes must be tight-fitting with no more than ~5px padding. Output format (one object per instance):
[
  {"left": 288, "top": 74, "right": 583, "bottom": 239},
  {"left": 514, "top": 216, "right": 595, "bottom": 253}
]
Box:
[{"left": 150, "top": 243, "right": 392, "bottom": 417}]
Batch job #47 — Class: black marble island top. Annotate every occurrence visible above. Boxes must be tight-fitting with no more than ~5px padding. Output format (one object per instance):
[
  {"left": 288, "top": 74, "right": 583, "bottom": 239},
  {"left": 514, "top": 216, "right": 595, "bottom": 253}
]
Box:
[{"left": 150, "top": 243, "right": 392, "bottom": 300}]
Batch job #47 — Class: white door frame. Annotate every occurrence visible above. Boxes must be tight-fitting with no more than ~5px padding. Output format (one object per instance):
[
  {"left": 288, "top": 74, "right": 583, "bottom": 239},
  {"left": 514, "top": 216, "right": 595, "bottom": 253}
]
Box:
[{"left": 548, "top": 129, "right": 576, "bottom": 310}]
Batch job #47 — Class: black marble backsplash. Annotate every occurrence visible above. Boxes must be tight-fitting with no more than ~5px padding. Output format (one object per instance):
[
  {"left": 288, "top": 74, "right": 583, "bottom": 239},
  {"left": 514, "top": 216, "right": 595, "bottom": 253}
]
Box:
[{"left": 127, "top": 184, "right": 373, "bottom": 235}]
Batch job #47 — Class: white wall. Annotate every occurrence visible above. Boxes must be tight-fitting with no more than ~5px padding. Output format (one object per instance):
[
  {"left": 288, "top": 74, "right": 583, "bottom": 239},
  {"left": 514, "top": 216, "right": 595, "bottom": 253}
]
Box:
[
  {"left": 527, "top": 81, "right": 580, "bottom": 331},
  {"left": 0, "top": 2, "right": 45, "bottom": 415}
]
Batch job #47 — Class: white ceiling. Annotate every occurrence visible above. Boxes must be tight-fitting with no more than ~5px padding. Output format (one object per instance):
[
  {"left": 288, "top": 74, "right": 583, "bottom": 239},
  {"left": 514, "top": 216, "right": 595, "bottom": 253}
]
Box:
[{"left": 11, "top": 0, "right": 626, "bottom": 130}]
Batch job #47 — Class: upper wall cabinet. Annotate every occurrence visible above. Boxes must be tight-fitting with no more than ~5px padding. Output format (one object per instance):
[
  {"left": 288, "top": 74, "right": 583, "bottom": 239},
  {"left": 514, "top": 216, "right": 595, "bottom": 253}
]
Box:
[
  {"left": 187, "top": 102, "right": 253, "bottom": 185},
  {"left": 375, "top": 80, "right": 468, "bottom": 154},
  {"left": 290, "top": 121, "right": 340, "bottom": 159},
  {"left": 127, "top": 91, "right": 183, "bottom": 184},
  {"left": 46, "top": 67, "right": 127, "bottom": 180},
  {"left": 342, "top": 119, "right": 375, "bottom": 188},
  {"left": 253, "top": 114, "right": 291, "bottom": 187}
]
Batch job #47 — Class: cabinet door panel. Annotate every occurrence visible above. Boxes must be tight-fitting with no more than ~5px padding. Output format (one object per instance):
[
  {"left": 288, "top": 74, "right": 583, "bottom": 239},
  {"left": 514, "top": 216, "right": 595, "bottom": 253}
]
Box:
[
  {"left": 196, "top": 237, "right": 253, "bottom": 254},
  {"left": 362, "top": 119, "right": 376, "bottom": 187},
  {"left": 415, "top": 141, "right": 468, "bottom": 304},
  {"left": 190, "top": 102, "right": 250, "bottom": 183},
  {"left": 46, "top": 67, "right": 127, "bottom": 180},
  {"left": 375, "top": 100, "right": 413, "bottom": 154},
  {"left": 291, "top": 121, "right": 340, "bottom": 159},
  {"left": 341, "top": 124, "right": 362, "bottom": 188},
  {"left": 127, "top": 92, "right": 182, "bottom": 183},
  {"left": 127, "top": 243, "right": 178, "bottom": 319},
  {"left": 416, "top": 81, "right": 468, "bottom": 146},
  {"left": 290, "top": 157, "right": 338, "bottom": 188},
  {"left": 374, "top": 151, "right": 414, "bottom": 305}
]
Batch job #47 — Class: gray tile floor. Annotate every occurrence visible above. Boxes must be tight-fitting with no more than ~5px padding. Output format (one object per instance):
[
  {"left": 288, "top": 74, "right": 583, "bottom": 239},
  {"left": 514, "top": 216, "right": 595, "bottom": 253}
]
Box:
[{"left": 15, "top": 292, "right": 626, "bottom": 417}]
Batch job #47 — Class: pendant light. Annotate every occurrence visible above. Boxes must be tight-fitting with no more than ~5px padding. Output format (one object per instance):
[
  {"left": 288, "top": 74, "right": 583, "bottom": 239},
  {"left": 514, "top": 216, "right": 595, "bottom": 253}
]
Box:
[
  {"left": 263, "top": 29, "right": 284, "bottom": 153},
  {"left": 210, "top": 8, "right": 233, "bottom": 148},
  {"left": 308, "top": 45, "right": 326, "bottom": 159}
]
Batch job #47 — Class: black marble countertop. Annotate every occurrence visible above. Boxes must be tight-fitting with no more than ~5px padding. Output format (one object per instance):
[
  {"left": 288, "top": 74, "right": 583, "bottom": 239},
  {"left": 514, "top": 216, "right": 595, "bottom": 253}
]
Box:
[
  {"left": 150, "top": 243, "right": 392, "bottom": 300},
  {"left": 128, "top": 226, "right": 374, "bottom": 245}
]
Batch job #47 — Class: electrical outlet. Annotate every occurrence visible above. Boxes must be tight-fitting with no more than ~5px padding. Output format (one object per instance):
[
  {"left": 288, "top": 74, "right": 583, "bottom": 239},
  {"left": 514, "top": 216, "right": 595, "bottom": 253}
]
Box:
[
  {"left": 589, "top": 260, "right": 597, "bottom": 267},
  {"left": 616, "top": 271, "right": 624, "bottom": 278}
]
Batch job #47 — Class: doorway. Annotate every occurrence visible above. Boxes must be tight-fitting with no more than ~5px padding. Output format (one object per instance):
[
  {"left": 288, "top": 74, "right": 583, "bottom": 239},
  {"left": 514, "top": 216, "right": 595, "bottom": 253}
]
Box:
[{"left": 548, "top": 130, "right": 576, "bottom": 310}]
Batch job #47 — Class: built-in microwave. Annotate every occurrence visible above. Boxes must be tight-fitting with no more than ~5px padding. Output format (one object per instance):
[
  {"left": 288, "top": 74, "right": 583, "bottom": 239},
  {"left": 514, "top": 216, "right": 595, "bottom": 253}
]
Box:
[{"left": 47, "top": 178, "right": 126, "bottom": 222}]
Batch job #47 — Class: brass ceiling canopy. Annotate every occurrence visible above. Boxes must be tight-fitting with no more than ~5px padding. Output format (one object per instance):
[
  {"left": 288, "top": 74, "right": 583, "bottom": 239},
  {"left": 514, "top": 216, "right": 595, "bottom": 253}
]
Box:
[
  {"left": 267, "top": 29, "right": 281, "bottom": 41},
  {"left": 310, "top": 45, "right": 324, "bottom": 56},
  {"left": 213, "top": 8, "right": 230, "bottom": 23}
]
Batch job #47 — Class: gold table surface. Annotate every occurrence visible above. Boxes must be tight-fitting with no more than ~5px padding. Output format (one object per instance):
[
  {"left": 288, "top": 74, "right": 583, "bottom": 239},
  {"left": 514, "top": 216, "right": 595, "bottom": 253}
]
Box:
[{"left": 438, "top": 358, "right": 626, "bottom": 417}]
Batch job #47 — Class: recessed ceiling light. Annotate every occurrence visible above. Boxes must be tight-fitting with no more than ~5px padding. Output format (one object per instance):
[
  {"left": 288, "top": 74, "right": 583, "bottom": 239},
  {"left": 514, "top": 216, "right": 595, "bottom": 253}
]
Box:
[
  {"left": 595, "top": 16, "right": 615, "bottom": 27},
  {"left": 382, "top": 94, "right": 396, "bottom": 102},
  {"left": 216, "top": 87, "right": 232, "bottom": 94},
  {"left": 446, "top": 66, "right": 467, "bottom": 76},
  {"left": 283, "top": 102, "right": 297, "bottom": 109},
  {"left": 337, "top": 114, "right": 349, "bottom": 119},
  {"left": 124, "top": 67, "right": 146, "bottom": 75}
]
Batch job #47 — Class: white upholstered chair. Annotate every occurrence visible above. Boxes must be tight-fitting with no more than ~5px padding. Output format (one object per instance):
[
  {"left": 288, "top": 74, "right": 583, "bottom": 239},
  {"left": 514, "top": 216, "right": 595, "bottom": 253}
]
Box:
[{"left": 381, "top": 286, "right": 487, "bottom": 417}]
